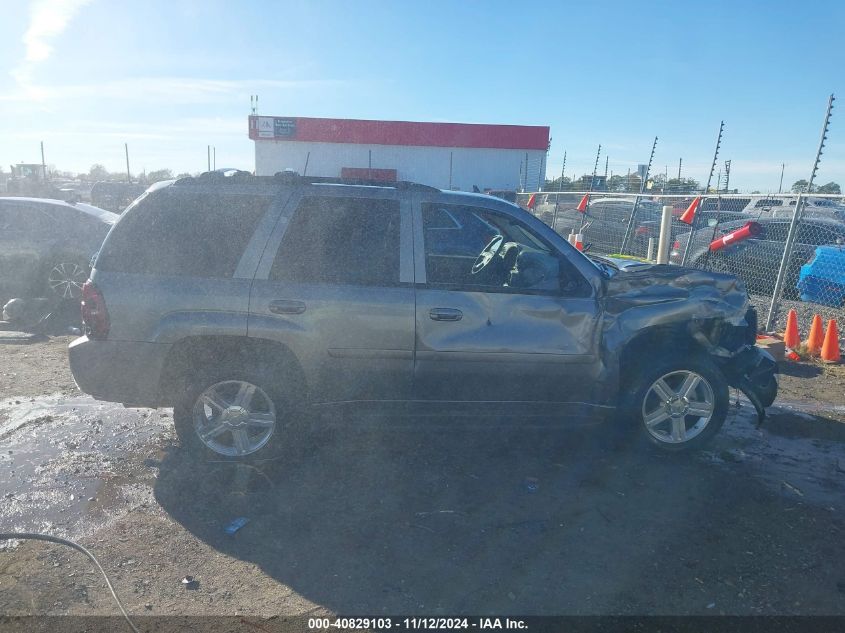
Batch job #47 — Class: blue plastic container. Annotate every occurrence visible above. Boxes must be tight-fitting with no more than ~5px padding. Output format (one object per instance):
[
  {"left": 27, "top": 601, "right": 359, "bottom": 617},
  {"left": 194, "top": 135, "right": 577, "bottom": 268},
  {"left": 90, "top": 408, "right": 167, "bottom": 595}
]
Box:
[{"left": 797, "top": 246, "right": 845, "bottom": 307}]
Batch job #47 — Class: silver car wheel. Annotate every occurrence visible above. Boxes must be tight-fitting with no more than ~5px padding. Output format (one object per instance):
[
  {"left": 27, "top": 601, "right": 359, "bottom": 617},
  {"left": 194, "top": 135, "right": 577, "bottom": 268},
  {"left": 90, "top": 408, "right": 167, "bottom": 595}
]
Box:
[
  {"left": 191, "top": 380, "right": 276, "bottom": 457},
  {"left": 641, "top": 370, "right": 715, "bottom": 445},
  {"left": 48, "top": 262, "right": 87, "bottom": 299}
]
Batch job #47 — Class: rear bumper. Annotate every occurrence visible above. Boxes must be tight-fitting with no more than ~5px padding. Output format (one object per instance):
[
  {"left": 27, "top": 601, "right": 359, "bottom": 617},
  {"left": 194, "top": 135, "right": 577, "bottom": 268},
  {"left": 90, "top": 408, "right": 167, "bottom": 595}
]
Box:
[{"left": 68, "top": 336, "right": 170, "bottom": 407}]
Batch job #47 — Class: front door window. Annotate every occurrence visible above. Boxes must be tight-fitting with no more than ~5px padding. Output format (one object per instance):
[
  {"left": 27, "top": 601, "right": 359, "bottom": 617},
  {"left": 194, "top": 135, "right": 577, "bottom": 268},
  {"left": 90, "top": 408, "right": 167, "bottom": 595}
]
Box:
[{"left": 421, "top": 203, "right": 588, "bottom": 296}]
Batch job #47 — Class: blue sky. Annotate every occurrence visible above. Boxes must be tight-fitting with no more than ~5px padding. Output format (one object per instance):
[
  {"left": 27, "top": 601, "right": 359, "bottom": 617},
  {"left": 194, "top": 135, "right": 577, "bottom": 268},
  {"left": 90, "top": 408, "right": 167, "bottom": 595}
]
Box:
[{"left": 1, "top": 0, "right": 843, "bottom": 192}]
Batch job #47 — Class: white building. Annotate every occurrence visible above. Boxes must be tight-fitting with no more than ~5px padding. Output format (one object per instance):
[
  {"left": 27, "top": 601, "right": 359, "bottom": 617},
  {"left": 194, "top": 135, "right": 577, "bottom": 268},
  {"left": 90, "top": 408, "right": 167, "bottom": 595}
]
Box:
[{"left": 249, "top": 115, "right": 549, "bottom": 192}]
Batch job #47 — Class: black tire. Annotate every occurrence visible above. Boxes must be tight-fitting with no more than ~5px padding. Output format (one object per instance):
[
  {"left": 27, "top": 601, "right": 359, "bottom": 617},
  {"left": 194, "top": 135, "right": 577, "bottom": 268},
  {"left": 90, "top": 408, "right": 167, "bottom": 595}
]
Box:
[
  {"left": 618, "top": 355, "right": 729, "bottom": 452},
  {"left": 173, "top": 366, "right": 298, "bottom": 461}
]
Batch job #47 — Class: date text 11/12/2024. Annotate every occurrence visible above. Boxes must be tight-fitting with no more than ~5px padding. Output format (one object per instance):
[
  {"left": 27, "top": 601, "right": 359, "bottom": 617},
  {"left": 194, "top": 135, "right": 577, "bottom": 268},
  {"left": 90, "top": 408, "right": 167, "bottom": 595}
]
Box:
[{"left": 308, "top": 618, "right": 528, "bottom": 630}]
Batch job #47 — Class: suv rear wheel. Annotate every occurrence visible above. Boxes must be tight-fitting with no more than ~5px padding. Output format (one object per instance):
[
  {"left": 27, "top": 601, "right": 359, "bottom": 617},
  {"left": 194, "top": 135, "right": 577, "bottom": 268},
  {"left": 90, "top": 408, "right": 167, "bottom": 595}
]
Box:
[
  {"left": 174, "top": 369, "right": 290, "bottom": 460},
  {"left": 621, "top": 355, "right": 729, "bottom": 452}
]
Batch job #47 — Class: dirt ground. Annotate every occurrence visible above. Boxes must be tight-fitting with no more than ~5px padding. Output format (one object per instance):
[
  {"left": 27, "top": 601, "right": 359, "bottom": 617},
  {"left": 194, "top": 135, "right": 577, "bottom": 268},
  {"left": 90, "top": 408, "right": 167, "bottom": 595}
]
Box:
[{"left": 1, "top": 337, "right": 845, "bottom": 628}]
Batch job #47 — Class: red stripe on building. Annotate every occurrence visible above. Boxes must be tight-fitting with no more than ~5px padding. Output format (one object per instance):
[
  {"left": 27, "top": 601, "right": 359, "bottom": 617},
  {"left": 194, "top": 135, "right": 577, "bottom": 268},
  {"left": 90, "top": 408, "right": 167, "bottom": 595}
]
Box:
[
  {"left": 248, "top": 116, "right": 549, "bottom": 150},
  {"left": 340, "top": 167, "right": 397, "bottom": 181}
]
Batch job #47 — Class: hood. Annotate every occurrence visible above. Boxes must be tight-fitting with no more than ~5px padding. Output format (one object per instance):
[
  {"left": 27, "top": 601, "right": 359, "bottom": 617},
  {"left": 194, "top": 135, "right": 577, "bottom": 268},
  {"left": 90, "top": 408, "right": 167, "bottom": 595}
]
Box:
[{"left": 603, "top": 264, "right": 749, "bottom": 323}]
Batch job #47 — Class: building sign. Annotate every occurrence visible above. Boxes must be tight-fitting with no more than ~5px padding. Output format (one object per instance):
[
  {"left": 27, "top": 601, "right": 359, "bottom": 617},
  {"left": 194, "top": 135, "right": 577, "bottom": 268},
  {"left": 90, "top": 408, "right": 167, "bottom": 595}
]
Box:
[
  {"left": 274, "top": 118, "right": 297, "bottom": 138},
  {"left": 254, "top": 117, "right": 297, "bottom": 139},
  {"left": 257, "top": 117, "right": 275, "bottom": 138}
]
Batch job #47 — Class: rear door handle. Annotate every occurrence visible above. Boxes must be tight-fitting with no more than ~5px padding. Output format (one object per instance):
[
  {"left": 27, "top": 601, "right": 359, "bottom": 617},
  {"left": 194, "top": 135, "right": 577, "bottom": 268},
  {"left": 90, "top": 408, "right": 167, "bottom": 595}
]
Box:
[
  {"left": 268, "top": 299, "right": 306, "bottom": 315},
  {"left": 429, "top": 308, "right": 463, "bottom": 322}
]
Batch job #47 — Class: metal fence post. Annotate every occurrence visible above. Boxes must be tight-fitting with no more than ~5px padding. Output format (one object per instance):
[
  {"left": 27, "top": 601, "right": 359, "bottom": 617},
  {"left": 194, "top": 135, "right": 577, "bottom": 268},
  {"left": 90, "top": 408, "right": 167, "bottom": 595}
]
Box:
[
  {"left": 765, "top": 94, "right": 836, "bottom": 331},
  {"left": 681, "top": 122, "right": 724, "bottom": 266},
  {"left": 656, "top": 205, "right": 673, "bottom": 264},
  {"left": 551, "top": 151, "right": 566, "bottom": 230},
  {"left": 620, "top": 136, "right": 657, "bottom": 255}
]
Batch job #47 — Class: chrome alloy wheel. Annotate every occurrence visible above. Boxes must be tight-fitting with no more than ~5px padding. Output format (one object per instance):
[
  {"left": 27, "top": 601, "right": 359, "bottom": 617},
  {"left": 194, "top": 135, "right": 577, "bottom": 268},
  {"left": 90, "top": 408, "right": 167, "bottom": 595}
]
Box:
[
  {"left": 641, "top": 370, "right": 715, "bottom": 445},
  {"left": 48, "top": 262, "right": 87, "bottom": 299},
  {"left": 191, "top": 380, "right": 277, "bottom": 457}
]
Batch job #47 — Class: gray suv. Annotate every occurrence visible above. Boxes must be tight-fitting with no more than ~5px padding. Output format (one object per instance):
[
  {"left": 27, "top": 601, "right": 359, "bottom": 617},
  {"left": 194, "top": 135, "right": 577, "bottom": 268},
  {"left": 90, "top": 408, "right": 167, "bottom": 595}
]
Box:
[{"left": 69, "top": 172, "right": 777, "bottom": 459}]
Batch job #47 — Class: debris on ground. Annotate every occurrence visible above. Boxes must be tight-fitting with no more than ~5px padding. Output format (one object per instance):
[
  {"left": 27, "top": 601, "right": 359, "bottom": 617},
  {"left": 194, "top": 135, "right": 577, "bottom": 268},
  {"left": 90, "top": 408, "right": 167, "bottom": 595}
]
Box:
[
  {"left": 224, "top": 517, "right": 251, "bottom": 535},
  {"left": 181, "top": 576, "right": 199, "bottom": 590}
]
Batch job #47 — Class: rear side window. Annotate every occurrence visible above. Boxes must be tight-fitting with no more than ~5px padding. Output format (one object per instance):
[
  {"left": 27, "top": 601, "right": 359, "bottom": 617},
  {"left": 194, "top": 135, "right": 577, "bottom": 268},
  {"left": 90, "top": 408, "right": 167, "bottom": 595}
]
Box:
[
  {"left": 96, "top": 191, "right": 271, "bottom": 277},
  {"left": 0, "top": 203, "right": 56, "bottom": 232},
  {"left": 270, "top": 196, "right": 400, "bottom": 287}
]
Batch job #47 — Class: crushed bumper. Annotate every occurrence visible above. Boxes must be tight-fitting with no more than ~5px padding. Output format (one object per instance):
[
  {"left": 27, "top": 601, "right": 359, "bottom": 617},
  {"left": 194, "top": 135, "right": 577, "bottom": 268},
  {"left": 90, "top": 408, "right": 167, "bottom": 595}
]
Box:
[{"left": 719, "top": 346, "right": 778, "bottom": 426}]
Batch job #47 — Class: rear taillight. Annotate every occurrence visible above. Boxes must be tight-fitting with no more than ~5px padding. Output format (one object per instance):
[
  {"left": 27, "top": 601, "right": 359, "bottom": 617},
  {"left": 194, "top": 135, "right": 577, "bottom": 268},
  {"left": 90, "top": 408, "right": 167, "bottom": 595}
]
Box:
[
  {"left": 635, "top": 227, "right": 650, "bottom": 236},
  {"left": 672, "top": 240, "right": 680, "bottom": 250},
  {"left": 81, "top": 280, "right": 110, "bottom": 339}
]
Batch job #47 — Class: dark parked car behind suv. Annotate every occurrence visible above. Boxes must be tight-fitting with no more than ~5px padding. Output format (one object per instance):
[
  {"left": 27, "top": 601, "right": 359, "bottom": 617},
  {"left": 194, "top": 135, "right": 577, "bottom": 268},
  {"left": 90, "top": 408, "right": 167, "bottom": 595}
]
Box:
[
  {"left": 0, "top": 196, "right": 117, "bottom": 301},
  {"left": 69, "top": 172, "right": 777, "bottom": 460}
]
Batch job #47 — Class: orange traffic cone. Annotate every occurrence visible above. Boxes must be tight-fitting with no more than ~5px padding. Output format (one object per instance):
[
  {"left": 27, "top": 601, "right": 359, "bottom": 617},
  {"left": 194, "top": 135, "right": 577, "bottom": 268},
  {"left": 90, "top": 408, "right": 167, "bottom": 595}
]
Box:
[
  {"left": 574, "top": 233, "right": 584, "bottom": 251},
  {"left": 784, "top": 309, "right": 800, "bottom": 349},
  {"left": 679, "top": 196, "right": 701, "bottom": 225},
  {"left": 806, "top": 314, "right": 824, "bottom": 356},
  {"left": 821, "top": 319, "right": 841, "bottom": 363},
  {"left": 576, "top": 194, "right": 589, "bottom": 213}
]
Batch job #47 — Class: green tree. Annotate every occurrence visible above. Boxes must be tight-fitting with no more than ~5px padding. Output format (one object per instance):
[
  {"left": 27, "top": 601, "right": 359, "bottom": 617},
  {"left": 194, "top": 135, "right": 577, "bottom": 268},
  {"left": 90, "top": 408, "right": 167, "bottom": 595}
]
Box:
[
  {"left": 88, "top": 164, "right": 110, "bottom": 181},
  {"left": 146, "top": 169, "right": 174, "bottom": 183},
  {"left": 791, "top": 179, "right": 812, "bottom": 193},
  {"left": 543, "top": 176, "right": 573, "bottom": 191},
  {"left": 817, "top": 181, "right": 841, "bottom": 194},
  {"left": 664, "top": 177, "right": 700, "bottom": 194}
]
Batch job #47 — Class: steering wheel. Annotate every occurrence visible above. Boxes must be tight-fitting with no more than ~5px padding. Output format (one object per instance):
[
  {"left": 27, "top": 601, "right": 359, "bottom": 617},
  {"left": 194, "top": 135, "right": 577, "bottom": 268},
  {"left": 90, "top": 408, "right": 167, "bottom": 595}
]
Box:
[{"left": 471, "top": 235, "right": 504, "bottom": 275}]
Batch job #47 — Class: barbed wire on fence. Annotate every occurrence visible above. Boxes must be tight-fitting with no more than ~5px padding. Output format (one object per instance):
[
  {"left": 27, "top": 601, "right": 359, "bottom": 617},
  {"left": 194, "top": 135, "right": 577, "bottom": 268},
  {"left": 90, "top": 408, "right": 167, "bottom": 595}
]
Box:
[{"left": 515, "top": 191, "right": 845, "bottom": 337}]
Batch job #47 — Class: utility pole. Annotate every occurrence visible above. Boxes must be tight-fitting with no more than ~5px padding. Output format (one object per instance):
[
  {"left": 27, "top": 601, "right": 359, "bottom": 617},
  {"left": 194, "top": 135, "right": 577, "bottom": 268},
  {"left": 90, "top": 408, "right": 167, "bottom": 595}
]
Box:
[
  {"left": 778, "top": 163, "right": 785, "bottom": 194},
  {"left": 40, "top": 141, "right": 47, "bottom": 180},
  {"left": 213, "top": 146, "right": 216, "bottom": 170},
  {"left": 125, "top": 143, "right": 131, "bottom": 182},
  {"left": 207, "top": 145, "right": 211, "bottom": 172}
]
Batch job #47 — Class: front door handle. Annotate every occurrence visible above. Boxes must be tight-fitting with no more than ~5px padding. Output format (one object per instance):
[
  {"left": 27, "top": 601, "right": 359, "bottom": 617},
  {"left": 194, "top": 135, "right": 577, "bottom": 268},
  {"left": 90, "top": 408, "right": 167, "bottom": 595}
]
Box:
[
  {"left": 269, "top": 299, "right": 306, "bottom": 315},
  {"left": 429, "top": 308, "right": 463, "bottom": 322}
]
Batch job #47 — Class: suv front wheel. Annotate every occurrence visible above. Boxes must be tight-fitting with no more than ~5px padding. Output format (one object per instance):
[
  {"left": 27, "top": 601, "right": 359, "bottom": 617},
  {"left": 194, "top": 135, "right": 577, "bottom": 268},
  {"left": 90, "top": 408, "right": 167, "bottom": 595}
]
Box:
[
  {"left": 622, "top": 356, "right": 729, "bottom": 452},
  {"left": 174, "top": 369, "right": 289, "bottom": 459}
]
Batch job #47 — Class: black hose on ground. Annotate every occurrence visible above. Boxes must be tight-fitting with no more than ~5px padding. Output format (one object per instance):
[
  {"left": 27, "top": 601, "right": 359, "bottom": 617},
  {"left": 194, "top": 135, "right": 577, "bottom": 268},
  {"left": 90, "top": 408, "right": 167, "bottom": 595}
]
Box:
[{"left": 0, "top": 532, "right": 140, "bottom": 633}]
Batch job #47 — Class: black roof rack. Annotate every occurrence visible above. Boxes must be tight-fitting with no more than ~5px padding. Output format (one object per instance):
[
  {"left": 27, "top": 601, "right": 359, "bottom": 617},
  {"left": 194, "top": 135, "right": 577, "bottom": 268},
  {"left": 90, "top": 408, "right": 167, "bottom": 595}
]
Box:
[
  {"left": 273, "top": 172, "right": 439, "bottom": 191},
  {"left": 173, "top": 170, "right": 441, "bottom": 192}
]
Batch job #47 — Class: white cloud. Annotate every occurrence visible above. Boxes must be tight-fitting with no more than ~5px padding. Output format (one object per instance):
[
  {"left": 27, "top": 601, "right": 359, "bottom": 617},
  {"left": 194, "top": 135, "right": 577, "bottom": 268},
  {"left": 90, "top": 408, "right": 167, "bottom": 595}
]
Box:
[
  {"left": 4, "top": 116, "right": 249, "bottom": 142},
  {"left": 12, "top": 0, "right": 93, "bottom": 85},
  {"left": 0, "top": 76, "right": 345, "bottom": 104}
]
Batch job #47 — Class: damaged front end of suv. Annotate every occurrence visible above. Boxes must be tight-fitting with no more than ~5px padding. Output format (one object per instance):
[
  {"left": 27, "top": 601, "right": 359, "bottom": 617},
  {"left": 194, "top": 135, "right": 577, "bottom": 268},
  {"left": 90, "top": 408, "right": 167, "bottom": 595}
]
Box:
[{"left": 602, "top": 264, "right": 778, "bottom": 427}]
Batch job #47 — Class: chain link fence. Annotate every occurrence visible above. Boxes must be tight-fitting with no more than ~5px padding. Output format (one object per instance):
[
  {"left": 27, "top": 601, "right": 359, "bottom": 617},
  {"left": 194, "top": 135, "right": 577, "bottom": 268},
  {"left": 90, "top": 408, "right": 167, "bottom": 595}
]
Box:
[{"left": 517, "top": 191, "right": 845, "bottom": 337}]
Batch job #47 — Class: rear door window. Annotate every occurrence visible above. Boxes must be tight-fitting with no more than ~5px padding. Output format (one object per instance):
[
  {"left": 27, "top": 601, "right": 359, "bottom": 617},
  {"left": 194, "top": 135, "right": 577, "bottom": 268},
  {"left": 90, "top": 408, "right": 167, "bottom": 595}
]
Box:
[
  {"left": 270, "top": 196, "right": 401, "bottom": 287},
  {"left": 96, "top": 191, "right": 272, "bottom": 277}
]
